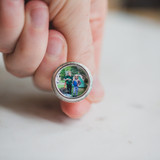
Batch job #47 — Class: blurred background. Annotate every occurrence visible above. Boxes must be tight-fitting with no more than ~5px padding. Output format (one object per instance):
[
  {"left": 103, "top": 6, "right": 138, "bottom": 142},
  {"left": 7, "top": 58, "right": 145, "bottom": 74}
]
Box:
[
  {"left": 0, "top": 0, "right": 160, "bottom": 160},
  {"left": 108, "top": 0, "right": 160, "bottom": 21}
]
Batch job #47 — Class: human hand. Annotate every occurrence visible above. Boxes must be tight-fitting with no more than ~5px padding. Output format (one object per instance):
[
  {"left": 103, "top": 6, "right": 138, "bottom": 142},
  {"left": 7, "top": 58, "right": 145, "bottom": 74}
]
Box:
[{"left": 0, "top": 0, "right": 107, "bottom": 118}]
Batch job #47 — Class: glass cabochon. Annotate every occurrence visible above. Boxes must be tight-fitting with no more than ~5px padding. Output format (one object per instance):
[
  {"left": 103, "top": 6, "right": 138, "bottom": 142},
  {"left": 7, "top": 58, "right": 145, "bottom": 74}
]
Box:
[{"left": 55, "top": 65, "right": 89, "bottom": 99}]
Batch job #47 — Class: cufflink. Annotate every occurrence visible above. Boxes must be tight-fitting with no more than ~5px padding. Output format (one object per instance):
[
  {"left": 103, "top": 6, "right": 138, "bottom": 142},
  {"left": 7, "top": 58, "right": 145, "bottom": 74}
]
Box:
[{"left": 51, "top": 62, "right": 93, "bottom": 103}]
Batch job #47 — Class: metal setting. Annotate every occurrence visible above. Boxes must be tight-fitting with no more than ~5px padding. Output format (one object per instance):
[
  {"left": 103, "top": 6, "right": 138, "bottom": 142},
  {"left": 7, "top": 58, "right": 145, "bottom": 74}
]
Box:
[{"left": 51, "top": 62, "right": 93, "bottom": 103}]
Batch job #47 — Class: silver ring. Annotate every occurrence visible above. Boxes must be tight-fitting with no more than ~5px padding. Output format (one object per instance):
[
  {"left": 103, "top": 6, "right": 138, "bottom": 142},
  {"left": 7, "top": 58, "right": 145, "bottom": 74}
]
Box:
[{"left": 51, "top": 62, "right": 93, "bottom": 103}]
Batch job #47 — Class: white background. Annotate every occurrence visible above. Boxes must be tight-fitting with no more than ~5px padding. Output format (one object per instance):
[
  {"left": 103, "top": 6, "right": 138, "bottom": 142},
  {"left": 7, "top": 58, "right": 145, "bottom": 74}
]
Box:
[{"left": 0, "top": 12, "right": 160, "bottom": 160}]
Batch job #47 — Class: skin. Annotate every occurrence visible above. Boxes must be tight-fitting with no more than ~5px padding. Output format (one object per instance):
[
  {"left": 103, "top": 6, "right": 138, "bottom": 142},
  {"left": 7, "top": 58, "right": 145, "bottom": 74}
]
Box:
[{"left": 0, "top": 0, "right": 107, "bottom": 118}]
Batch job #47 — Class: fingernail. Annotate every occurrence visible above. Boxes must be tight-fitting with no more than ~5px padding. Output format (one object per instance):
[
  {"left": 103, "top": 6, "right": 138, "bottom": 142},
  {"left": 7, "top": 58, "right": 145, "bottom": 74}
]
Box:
[
  {"left": 87, "top": 76, "right": 105, "bottom": 103},
  {"left": 46, "top": 35, "right": 64, "bottom": 57},
  {"left": 30, "top": 7, "right": 48, "bottom": 28}
]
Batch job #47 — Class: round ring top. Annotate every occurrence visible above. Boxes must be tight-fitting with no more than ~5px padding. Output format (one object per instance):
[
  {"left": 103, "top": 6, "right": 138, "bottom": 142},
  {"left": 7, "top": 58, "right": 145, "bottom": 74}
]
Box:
[{"left": 51, "top": 62, "right": 93, "bottom": 103}]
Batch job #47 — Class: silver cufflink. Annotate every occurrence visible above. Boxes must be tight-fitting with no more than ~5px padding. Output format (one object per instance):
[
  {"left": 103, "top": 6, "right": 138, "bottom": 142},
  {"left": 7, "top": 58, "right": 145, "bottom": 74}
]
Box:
[{"left": 51, "top": 62, "right": 93, "bottom": 103}]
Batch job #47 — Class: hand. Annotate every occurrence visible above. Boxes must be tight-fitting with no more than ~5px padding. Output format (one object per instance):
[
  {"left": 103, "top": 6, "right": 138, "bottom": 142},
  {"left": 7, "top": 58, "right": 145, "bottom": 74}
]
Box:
[{"left": 0, "top": 0, "right": 107, "bottom": 118}]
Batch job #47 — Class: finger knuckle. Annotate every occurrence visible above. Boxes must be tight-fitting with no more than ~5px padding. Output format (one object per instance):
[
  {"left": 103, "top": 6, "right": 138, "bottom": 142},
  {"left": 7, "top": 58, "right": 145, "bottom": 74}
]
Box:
[
  {"left": 33, "top": 75, "right": 52, "bottom": 91},
  {"left": 4, "top": 60, "right": 36, "bottom": 78}
]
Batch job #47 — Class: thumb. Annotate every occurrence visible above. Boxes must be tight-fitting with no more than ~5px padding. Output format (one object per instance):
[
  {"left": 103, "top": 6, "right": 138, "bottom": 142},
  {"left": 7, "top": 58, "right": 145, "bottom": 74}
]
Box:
[
  {"left": 50, "top": 1, "right": 102, "bottom": 118},
  {"left": 51, "top": 0, "right": 95, "bottom": 74}
]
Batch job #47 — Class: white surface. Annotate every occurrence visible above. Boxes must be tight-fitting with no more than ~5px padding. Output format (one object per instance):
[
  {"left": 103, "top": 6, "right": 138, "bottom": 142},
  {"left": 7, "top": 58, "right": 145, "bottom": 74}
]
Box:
[{"left": 0, "top": 12, "right": 160, "bottom": 160}]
